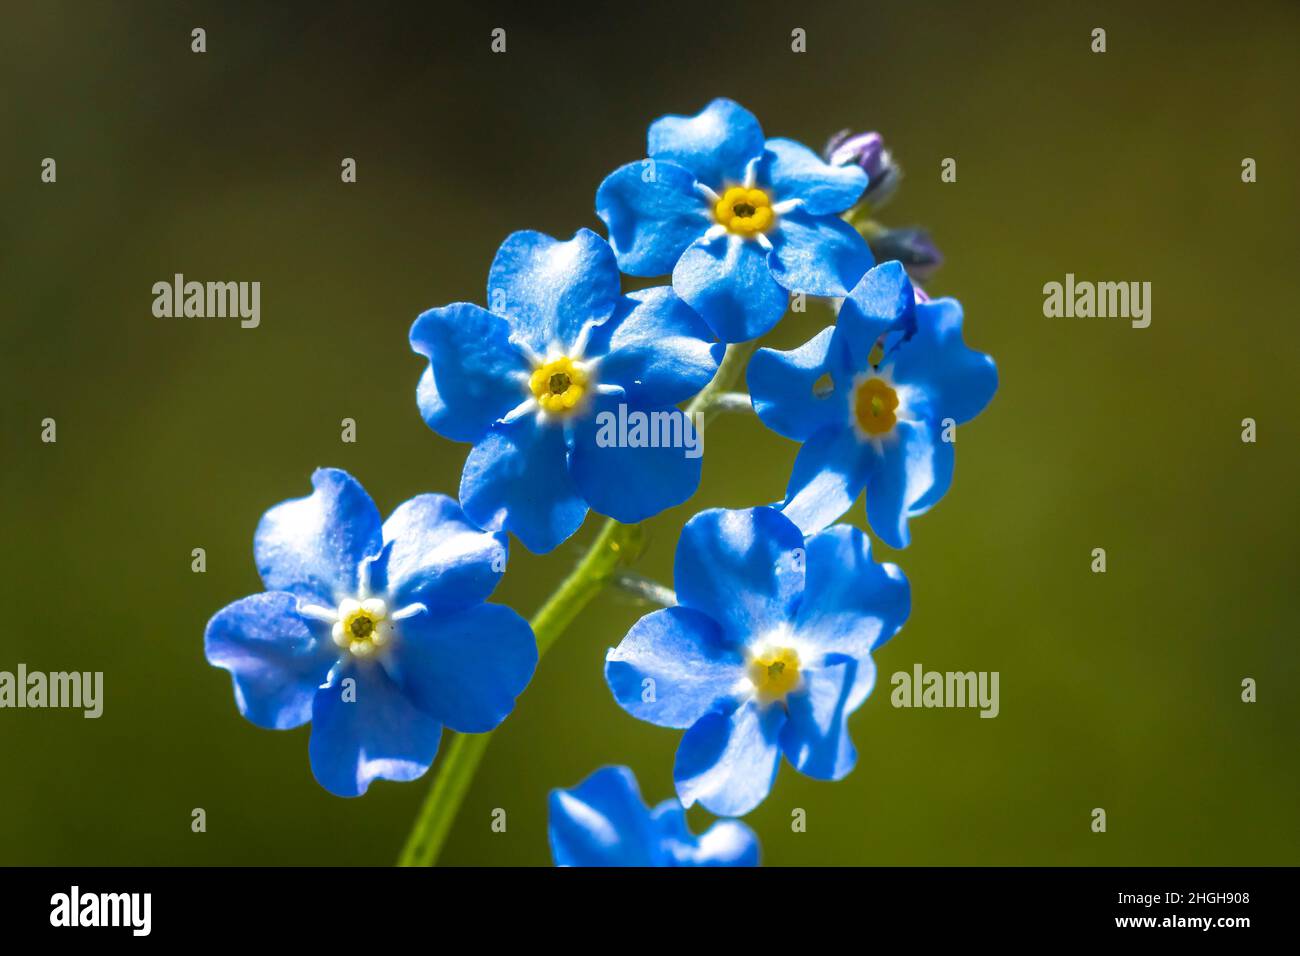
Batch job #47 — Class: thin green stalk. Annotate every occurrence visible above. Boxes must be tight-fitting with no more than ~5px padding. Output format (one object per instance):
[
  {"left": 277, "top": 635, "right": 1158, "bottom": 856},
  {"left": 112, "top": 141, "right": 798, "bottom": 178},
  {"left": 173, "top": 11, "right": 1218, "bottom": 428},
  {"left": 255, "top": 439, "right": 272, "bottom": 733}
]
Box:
[
  {"left": 687, "top": 339, "right": 759, "bottom": 422},
  {"left": 396, "top": 340, "right": 757, "bottom": 866}
]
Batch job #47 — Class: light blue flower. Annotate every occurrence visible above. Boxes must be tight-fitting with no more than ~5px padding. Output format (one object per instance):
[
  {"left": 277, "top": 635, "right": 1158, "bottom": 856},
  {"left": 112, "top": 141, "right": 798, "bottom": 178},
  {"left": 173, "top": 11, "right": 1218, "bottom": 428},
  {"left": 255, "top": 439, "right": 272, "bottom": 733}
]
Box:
[
  {"left": 748, "top": 261, "right": 998, "bottom": 547},
  {"left": 549, "top": 766, "right": 759, "bottom": 866},
  {"left": 605, "top": 507, "right": 909, "bottom": 817},
  {"left": 204, "top": 468, "right": 536, "bottom": 797},
  {"left": 411, "top": 228, "right": 721, "bottom": 554},
  {"left": 597, "top": 98, "right": 875, "bottom": 343}
]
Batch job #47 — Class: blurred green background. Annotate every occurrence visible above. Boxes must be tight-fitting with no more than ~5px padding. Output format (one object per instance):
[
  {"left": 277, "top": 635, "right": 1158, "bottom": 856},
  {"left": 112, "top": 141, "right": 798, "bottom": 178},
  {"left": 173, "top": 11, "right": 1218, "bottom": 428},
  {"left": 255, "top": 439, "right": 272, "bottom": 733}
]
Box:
[{"left": 2, "top": 0, "right": 1297, "bottom": 866}]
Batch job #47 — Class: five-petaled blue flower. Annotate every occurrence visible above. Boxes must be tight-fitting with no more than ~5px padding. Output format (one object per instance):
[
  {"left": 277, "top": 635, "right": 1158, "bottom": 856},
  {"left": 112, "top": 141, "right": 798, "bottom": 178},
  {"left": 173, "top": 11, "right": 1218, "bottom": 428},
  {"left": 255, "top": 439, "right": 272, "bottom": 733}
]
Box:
[
  {"left": 204, "top": 468, "right": 537, "bottom": 797},
  {"left": 605, "top": 506, "right": 909, "bottom": 817},
  {"left": 549, "top": 765, "right": 759, "bottom": 866},
  {"left": 748, "top": 261, "right": 998, "bottom": 548},
  {"left": 597, "top": 97, "right": 876, "bottom": 343},
  {"left": 410, "top": 228, "right": 721, "bottom": 554}
]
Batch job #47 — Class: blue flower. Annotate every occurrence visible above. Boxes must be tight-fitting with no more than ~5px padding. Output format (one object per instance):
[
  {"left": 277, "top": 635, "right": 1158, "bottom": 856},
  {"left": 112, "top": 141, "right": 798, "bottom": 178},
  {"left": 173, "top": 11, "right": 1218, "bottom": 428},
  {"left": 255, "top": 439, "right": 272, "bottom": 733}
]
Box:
[
  {"left": 549, "top": 765, "right": 759, "bottom": 866},
  {"left": 597, "top": 98, "right": 875, "bottom": 343},
  {"left": 604, "top": 507, "right": 909, "bottom": 817},
  {"left": 204, "top": 468, "right": 536, "bottom": 797},
  {"left": 748, "top": 261, "right": 998, "bottom": 547},
  {"left": 411, "top": 228, "right": 721, "bottom": 554}
]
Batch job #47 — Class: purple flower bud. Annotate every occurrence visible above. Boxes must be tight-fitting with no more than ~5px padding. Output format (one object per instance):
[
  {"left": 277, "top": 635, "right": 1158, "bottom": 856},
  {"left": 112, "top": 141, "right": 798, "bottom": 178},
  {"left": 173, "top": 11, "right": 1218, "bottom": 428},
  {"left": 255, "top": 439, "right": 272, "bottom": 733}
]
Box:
[
  {"left": 866, "top": 227, "right": 943, "bottom": 281},
  {"left": 824, "top": 129, "right": 898, "bottom": 203}
]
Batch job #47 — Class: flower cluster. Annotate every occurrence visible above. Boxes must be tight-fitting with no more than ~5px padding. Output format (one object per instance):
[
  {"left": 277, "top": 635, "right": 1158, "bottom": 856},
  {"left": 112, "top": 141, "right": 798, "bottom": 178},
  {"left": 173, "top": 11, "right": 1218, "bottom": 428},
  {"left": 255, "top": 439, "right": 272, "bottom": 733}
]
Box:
[{"left": 204, "top": 98, "right": 996, "bottom": 866}]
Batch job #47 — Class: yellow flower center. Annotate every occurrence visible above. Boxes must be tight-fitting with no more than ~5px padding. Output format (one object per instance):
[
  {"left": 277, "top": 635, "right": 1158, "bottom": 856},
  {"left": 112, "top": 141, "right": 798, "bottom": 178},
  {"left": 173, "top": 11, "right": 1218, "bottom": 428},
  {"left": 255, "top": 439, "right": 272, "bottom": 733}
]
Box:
[
  {"left": 852, "top": 377, "right": 899, "bottom": 437},
  {"left": 529, "top": 355, "right": 589, "bottom": 415},
  {"left": 714, "top": 186, "right": 775, "bottom": 236},
  {"left": 747, "top": 646, "right": 801, "bottom": 701},
  {"left": 332, "top": 598, "right": 390, "bottom": 658}
]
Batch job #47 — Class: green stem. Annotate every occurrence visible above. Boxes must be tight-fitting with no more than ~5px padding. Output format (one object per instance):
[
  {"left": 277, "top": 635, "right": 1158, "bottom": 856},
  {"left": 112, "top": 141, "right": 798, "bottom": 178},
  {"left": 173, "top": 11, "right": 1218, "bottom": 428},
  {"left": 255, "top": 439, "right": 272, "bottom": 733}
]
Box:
[
  {"left": 687, "top": 339, "right": 759, "bottom": 423},
  {"left": 394, "top": 730, "right": 491, "bottom": 867},
  {"left": 395, "top": 340, "right": 757, "bottom": 867}
]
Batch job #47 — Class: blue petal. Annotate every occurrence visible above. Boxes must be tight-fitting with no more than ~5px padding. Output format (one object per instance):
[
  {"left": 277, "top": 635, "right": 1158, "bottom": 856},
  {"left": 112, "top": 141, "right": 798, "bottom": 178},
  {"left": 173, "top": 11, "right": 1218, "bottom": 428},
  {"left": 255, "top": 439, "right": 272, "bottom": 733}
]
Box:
[
  {"left": 585, "top": 287, "right": 722, "bottom": 407},
  {"left": 204, "top": 592, "right": 335, "bottom": 730},
  {"left": 487, "top": 229, "right": 620, "bottom": 354},
  {"left": 647, "top": 98, "right": 765, "bottom": 191},
  {"left": 651, "top": 802, "right": 760, "bottom": 866},
  {"left": 910, "top": 423, "right": 956, "bottom": 514},
  {"left": 370, "top": 494, "right": 508, "bottom": 612},
  {"left": 459, "top": 416, "right": 588, "bottom": 554},
  {"left": 596, "top": 161, "right": 711, "bottom": 276},
  {"left": 409, "top": 303, "right": 529, "bottom": 443},
  {"left": 748, "top": 326, "right": 854, "bottom": 441},
  {"left": 253, "top": 468, "right": 382, "bottom": 605},
  {"left": 674, "top": 507, "right": 805, "bottom": 646},
  {"left": 605, "top": 606, "right": 745, "bottom": 729},
  {"left": 569, "top": 395, "right": 703, "bottom": 524},
  {"left": 674, "top": 699, "right": 785, "bottom": 817},
  {"left": 549, "top": 766, "right": 658, "bottom": 867},
  {"left": 759, "top": 138, "right": 868, "bottom": 215},
  {"left": 838, "top": 261, "right": 917, "bottom": 367},
  {"left": 864, "top": 418, "right": 952, "bottom": 549},
  {"left": 780, "top": 426, "right": 872, "bottom": 536},
  {"left": 795, "top": 524, "right": 911, "bottom": 656},
  {"left": 888, "top": 297, "right": 998, "bottom": 425},
  {"left": 768, "top": 209, "right": 874, "bottom": 297},
  {"left": 673, "top": 234, "right": 787, "bottom": 343},
  {"left": 780, "top": 657, "right": 874, "bottom": 781},
  {"left": 390, "top": 603, "right": 536, "bottom": 733},
  {"left": 308, "top": 660, "right": 442, "bottom": 797},
  {"left": 688, "top": 820, "right": 761, "bottom": 866}
]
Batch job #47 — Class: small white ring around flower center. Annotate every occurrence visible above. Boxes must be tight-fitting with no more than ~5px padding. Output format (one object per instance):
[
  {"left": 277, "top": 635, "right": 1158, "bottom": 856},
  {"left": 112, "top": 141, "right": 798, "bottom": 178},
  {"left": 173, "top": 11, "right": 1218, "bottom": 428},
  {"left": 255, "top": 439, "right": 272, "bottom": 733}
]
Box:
[{"left": 331, "top": 596, "right": 392, "bottom": 658}]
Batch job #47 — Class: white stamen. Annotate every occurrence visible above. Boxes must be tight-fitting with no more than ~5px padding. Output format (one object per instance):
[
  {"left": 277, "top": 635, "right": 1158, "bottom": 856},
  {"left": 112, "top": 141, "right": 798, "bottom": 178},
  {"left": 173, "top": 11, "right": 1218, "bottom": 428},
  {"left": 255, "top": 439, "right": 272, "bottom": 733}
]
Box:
[
  {"left": 742, "top": 156, "right": 760, "bottom": 189},
  {"left": 694, "top": 182, "right": 721, "bottom": 204},
  {"left": 570, "top": 324, "right": 593, "bottom": 360},
  {"left": 298, "top": 603, "right": 339, "bottom": 623},
  {"left": 501, "top": 397, "right": 539, "bottom": 424},
  {"left": 391, "top": 603, "right": 427, "bottom": 622},
  {"left": 771, "top": 198, "right": 803, "bottom": 215},
  {"left": 513, "top": 338, "right": 545, "bottom": 368},
  {"left": 724, "top": 233, "right": 744, "bottom": 266}
]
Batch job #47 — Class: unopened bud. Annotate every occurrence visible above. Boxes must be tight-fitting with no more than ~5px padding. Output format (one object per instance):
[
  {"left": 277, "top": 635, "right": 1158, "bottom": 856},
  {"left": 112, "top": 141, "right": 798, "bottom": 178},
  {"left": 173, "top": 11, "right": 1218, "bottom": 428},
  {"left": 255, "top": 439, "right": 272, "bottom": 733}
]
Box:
[
  {"left": 825, "top": 129, "right": 899, "bottom": 204},
  {"left": 867, "top": 227, "right": 943, "bottom": 281}
]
